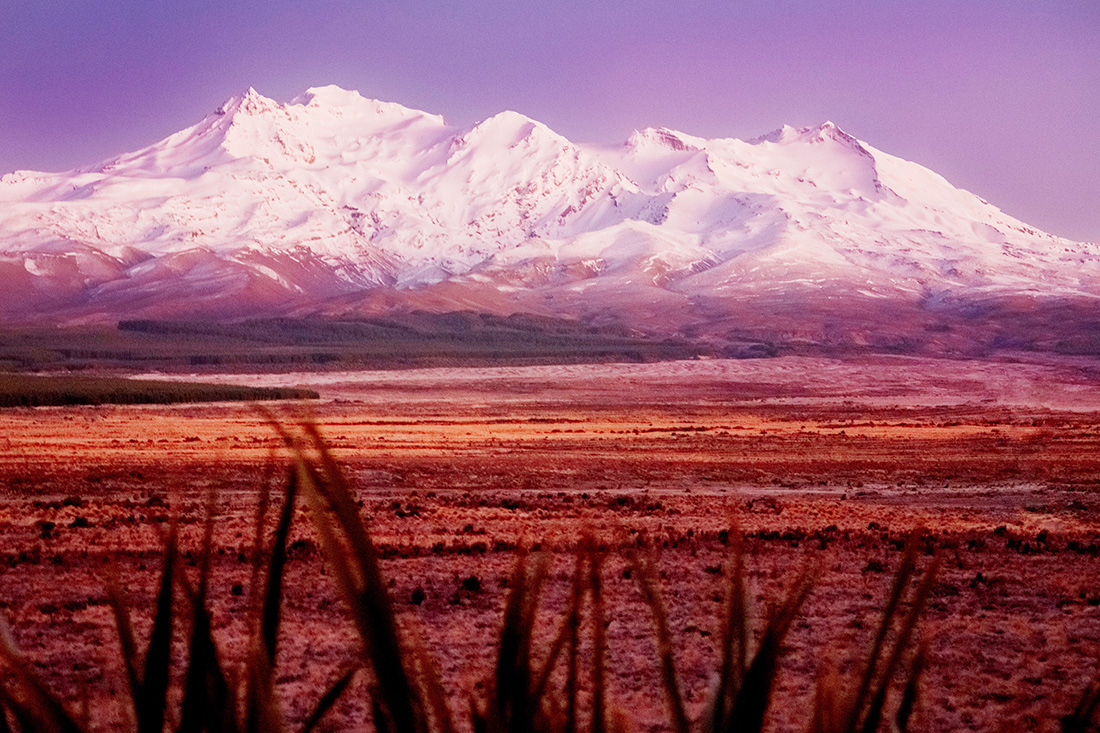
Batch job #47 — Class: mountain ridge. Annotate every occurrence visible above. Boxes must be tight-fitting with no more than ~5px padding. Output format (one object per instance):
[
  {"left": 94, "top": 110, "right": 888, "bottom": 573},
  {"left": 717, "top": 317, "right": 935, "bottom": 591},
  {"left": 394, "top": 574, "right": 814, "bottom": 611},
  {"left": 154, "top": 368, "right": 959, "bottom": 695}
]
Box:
[{"left": 2, "top": 86, "right": 1098, "bottom": 356}]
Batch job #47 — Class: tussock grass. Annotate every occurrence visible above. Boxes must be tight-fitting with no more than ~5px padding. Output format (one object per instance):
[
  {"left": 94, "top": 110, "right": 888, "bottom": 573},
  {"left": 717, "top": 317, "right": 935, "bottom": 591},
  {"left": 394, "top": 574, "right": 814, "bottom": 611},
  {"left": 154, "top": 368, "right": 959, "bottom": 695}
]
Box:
[{"left": 0, "top": 421, "right": 1094, "bottom": 732}]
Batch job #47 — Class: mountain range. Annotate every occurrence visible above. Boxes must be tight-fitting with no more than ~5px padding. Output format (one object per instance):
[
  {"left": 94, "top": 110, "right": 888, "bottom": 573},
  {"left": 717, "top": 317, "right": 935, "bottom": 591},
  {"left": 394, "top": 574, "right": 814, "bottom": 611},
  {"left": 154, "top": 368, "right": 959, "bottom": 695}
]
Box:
[{"left": 3, "top": 85, "right": 1098, "bottom": 356}]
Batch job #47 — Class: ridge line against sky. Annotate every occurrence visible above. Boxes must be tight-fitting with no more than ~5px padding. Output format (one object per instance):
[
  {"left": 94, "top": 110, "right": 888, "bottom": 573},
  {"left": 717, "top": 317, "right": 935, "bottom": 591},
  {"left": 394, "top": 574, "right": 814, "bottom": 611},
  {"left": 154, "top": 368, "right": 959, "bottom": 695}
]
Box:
[{"left": 1, "top": 0, "right": 1097, "bottom": 243}]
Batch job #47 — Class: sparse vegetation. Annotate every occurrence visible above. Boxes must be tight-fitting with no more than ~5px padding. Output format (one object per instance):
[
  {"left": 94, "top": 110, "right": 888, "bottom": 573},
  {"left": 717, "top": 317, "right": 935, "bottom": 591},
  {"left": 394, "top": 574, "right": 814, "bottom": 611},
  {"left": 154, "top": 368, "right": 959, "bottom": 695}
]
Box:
[{"left": 1, "top": 422, "right": 1095, "bottom": 732}]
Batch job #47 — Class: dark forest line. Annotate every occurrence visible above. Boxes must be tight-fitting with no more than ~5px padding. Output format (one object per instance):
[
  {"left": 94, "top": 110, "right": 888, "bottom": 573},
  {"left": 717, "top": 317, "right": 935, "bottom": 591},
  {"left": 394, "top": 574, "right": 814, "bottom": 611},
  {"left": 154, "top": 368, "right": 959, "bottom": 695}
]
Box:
[
  {"left": 0, "top": 312, "right": 716, "bottom": 373},
  {"left": 0, "top": 374, "right": 318, "bottom": 407}
]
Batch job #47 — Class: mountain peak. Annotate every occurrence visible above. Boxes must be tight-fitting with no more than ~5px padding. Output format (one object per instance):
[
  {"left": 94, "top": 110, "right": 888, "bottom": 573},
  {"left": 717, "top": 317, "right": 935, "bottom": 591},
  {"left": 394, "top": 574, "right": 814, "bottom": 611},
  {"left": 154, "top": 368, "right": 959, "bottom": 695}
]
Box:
[
  {"left": 477, "top": 109, "right": 540, "bottom": 130},
  {"left": 462, "top": 110, "right": 553, "bottom": 147},
  {"left": 288, "top": 85, "right": 446, "bottom": 130},
  {"left": 753, "top": 120, "right": 866, "bottom": 150},
  {"left": 291, "top": 84, "right": 368, "bottom": 109},
  {"left": 626, "top": 127, "right": 702, "bottom": 153},
  {"left": 218, "top": 87, "right": 280, "bottom": 117},
  {"left": 806, "top": 120, "right": 864, "bottom": 149}
]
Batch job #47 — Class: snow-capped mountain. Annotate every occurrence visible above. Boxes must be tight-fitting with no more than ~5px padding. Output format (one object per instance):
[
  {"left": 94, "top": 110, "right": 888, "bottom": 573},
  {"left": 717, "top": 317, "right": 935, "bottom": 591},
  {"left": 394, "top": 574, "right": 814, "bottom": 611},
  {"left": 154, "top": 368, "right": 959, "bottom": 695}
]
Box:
[{"left": 2, "top": 86, "right": 1098, "bottom": 353}]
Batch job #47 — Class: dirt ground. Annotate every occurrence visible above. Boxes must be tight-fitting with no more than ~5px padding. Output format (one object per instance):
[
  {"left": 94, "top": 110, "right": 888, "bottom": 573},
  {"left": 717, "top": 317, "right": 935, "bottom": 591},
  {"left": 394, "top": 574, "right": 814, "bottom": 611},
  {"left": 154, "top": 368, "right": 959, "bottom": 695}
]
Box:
[{"left": 2, "top": 353, "right": 1100, "bottom": 731}]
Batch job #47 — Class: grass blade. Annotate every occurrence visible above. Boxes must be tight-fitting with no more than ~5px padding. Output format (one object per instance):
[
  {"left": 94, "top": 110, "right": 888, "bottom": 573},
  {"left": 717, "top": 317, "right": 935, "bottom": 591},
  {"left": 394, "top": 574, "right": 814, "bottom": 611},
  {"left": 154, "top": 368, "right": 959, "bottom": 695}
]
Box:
[
  {"left": 486, "top": 547, "right": 555, "bottom": 732},
  {"left": 243, "top": 637, "right": 286, "bottom": 733},
  {"left": 136, "top": 522, "right": 178, "bottom": 733},
  {"left": 1063, "top": 680, "right": 1100, "bottom": 733},
  {"left": 629, "top": 550, "right": 690, "bottom": 733},
  {"left": 895, "top": 639, "right": 928, "bottom": 732},
  {"left": 262, "top": 469, "right": 299, "bottom": 664},
  {"left": 563, "top": 548, "right": 586, "bottom": 733},
  {"left": 841, "top": 534, "right": 919, "bottom": 733},
  {"left": 728, "top": 565, "right": 815, "bottom": 733},
  {"left": 408, "top": 634, "right": 457, "bottom": 733},
  {"left": 248, "top": 450, "right": 276, "bottom": 628},
  {"left": 177, "top": 573, "right": 236, "bottom": 733},
  {"left": 531, "top": 546, "right": 588, "bottom": 709},
  {"left": 300, "top": 664, "right": 359, "bottom": 733},
  {"left": 178, "top": 494, "right": 236, "bottom": 733},
  {"left": 590, "top": 549, "right": 607, "bottom": 733},
  {"left": 810, "top": 668, "right": 843, "bottom": 733},
  {"left": 102, "top": 568, "right": 142, "bottom": 718},
  {"left": 294, "top": 425, "right": 426, "bottom": 733},
  {"left": 0, "top": 617, "right": 86, "bottom": 733},
  {"left": 859, "top": 553, "right": 940, "bottom": 733},
  {"left": 0, "top": 701, "right": 12, "bottom": 733},
  {"left": 707, "top": 527, "right": 748, "bottom": 733},
  {"left": 241, "top": 467, "right": 300, "bottom": 733}
]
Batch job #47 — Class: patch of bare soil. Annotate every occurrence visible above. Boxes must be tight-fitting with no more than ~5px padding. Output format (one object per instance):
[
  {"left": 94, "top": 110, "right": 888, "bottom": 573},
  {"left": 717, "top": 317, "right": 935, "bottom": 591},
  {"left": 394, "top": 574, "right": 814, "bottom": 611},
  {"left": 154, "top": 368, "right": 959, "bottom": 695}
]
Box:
[{"left": 1, "top": 355, "right": 1099, "bottom": 731}]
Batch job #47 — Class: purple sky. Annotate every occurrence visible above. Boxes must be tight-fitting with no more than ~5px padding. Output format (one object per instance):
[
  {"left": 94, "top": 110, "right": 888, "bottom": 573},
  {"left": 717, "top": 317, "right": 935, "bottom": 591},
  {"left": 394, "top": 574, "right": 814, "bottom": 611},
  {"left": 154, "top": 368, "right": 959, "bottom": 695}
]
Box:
[{"left": 2, "top": 1, "right": 1097, "bottom": 241}]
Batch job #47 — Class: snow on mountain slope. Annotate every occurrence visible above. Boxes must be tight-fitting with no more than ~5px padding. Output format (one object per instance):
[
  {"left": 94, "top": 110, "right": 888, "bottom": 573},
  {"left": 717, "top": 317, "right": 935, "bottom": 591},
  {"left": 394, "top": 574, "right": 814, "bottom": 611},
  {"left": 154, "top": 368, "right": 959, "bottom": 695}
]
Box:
[
  {"left": 580, "top": 120, "right": 1100, "bottom": 298},
  {"left": 1, "top": 85, "right": 1098, "bottom": 341}
]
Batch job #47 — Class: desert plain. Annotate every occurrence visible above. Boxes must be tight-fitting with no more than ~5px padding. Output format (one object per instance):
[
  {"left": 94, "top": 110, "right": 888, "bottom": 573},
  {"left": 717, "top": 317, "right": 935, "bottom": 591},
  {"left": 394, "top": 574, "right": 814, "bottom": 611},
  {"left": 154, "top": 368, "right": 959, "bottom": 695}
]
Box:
[{"left": 2, "top": 353, "right": 1100, "bottom": 731}]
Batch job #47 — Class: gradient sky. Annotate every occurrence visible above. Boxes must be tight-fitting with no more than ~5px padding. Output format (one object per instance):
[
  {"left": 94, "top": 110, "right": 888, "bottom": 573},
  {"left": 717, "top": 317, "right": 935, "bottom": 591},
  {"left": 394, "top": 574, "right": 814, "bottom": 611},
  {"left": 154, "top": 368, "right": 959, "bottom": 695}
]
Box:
[{"left": 2, "top": 0, "right": 1097, "bottom": 241}]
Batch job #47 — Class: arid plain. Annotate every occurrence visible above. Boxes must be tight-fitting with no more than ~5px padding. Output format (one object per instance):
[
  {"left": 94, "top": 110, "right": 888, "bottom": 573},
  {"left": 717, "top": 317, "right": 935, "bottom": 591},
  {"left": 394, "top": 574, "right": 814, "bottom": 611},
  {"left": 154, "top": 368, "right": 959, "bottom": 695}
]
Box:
[{"left": 2, "top": 354, "right": 1100, "bottom": 731}]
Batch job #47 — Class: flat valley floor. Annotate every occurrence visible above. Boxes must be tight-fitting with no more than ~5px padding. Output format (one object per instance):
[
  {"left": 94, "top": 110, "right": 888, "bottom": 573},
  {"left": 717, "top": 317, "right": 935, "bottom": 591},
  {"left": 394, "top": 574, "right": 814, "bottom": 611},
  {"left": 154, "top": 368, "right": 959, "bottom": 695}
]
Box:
[{"left": 3, "top": 354, "right": 1100, "bottom": 731}]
